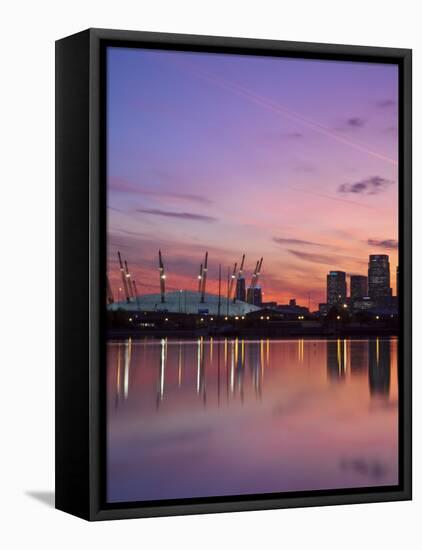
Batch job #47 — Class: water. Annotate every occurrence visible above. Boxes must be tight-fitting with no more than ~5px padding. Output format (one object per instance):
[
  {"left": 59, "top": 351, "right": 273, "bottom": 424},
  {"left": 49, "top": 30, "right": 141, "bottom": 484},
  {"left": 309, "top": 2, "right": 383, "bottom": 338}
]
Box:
[{"left": 107, "top": 337, "right": 398, "bottom": 503}]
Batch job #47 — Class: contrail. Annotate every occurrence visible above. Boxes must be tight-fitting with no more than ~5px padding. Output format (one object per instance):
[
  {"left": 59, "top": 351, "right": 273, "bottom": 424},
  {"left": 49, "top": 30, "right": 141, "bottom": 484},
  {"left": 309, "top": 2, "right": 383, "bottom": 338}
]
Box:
[
  {"left": 288, "top": 186, "right": 378, "bottom": 210},
  {"left": 179, "top": 60, "right": 398, "bottom": 167}
]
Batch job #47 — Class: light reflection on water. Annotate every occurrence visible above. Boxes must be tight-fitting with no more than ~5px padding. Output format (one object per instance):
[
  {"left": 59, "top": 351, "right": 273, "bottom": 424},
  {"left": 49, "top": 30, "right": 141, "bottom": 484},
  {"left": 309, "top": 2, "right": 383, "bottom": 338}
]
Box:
[{"left": 107, "top": 337, "right": 398, "bottom": 503}]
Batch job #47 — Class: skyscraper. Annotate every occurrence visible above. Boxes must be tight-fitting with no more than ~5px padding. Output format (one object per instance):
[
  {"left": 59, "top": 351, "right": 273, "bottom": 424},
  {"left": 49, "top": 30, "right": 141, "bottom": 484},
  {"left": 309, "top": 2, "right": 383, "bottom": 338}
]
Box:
[
  {"left": 235, "top": 277, "right": 246, "bottom": 302},
  {"left": 246, "top": 286, "right": 262, "bottom": 307},
  {"left": 327, "top": 271, "right": 347, "bottom": 305},
  {"left": 368, "top": 255, "right": 392, "bottom": 301},
  {"left": 396, "top": 265, "right": 399, "bottom": 297},
  {"left": 350, "top": 275, "right": 368, "bottom": 301}
]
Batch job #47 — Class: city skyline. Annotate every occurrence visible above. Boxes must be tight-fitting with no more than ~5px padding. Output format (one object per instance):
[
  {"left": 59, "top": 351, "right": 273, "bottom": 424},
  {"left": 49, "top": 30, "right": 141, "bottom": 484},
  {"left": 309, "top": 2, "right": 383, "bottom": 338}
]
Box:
[
  {"left": 110, "top": 248, "right": 397, "bottom": 311},
  {"left": 107, "top": 47, "right": 399, "bottom": 309}
]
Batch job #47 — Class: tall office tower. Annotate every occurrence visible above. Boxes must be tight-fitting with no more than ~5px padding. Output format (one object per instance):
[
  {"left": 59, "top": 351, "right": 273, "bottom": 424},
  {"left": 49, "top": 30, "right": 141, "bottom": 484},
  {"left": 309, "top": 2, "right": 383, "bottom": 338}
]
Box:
[
  {"left": 235, "top": 277, "right": 246, "bottom": 301},
  {"left": 326, "top": 271, "right": 347, "bottom": 305},
  {"left": 350, "top": 275, "right": 368, "bottom": 301},
  {"left": 368, "top": 254, "right": 392, "bottom": 300},
  {"left": 246, "top": 286, "right": 262, "bottom": 307},
  {"left": 396, "top": 265, "right": 399, "bottom": 297}
]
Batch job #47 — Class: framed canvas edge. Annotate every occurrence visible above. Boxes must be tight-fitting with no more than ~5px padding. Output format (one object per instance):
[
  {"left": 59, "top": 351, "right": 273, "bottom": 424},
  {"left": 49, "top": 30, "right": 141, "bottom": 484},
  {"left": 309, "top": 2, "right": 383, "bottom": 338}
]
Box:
[{"left": 81, "top": 28, "right": 412, "bottom": 521}]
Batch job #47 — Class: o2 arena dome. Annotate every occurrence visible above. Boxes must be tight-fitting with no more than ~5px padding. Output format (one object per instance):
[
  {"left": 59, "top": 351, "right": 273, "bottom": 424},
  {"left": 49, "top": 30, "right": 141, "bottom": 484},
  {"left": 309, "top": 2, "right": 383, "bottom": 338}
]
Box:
[{"left": 108, "top": 290, "right": 260, "bottom": 316}]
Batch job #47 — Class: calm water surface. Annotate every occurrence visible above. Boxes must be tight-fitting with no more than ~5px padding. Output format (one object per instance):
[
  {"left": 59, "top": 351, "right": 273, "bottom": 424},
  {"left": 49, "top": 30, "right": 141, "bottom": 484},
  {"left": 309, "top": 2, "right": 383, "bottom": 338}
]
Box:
[{"left": 107, "top": 337, "right": 398, "bottom": 503}]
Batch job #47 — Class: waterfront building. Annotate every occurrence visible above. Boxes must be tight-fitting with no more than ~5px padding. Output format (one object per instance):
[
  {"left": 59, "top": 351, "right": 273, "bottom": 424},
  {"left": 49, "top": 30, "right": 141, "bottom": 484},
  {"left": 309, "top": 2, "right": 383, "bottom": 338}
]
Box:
[
  {"left": 108, "top": 290, "right": 258, "bottom": 315},
  {"left": 368, "top": 255, "right": 392, "bottom": 301},
  {"left": 350, "top": 275, "right": 368, "bottom": 301},
  {"left": 318, "top": 303, "right": 330, "bottom": 317},
  {"left": 352, "top": 296, "right": 375, "bottom": 311},
  {"left": 262, "top": 301, "right": 278, "bottom": 309},
  {"left": 327, "top": 271, "right": 347, "bottom": 305},
  {"left": 276, "top": 301, "right": 309, "bottom": 319},
  {"left": 235, "top": 277, "right": 246, "bottom": 302},
  {"left": 247, "top": 286, "right": 263, "bottom": 307}
]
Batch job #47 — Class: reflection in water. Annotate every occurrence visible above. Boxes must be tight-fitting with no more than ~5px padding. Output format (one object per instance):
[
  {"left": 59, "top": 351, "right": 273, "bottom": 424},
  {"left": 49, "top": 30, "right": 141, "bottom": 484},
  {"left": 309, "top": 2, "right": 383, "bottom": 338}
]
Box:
[
  {"left": 107, "top": 338, "right": 398, "bottom": 503},
  {"left": 157, "top": 338, "right": 166, "bottom": 406},
  {"left": 178, "top": 342, "right": 182, "bottom": 387},
  {"left": 369, "top": 338, "right": 391, "bottom": 397},
  {"left": 350, "top": 340, "right": 369, "bottom": 375},
  {"left": 326, "top": 339, "right": 346, "bottom": 381}
]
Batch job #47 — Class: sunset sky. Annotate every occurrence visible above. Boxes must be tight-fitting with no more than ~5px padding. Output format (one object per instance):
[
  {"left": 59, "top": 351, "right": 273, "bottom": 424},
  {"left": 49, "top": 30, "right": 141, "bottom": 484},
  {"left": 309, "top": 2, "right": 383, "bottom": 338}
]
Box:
[{"left": 107, "top": 46, "right": 399, "bottom": 309}]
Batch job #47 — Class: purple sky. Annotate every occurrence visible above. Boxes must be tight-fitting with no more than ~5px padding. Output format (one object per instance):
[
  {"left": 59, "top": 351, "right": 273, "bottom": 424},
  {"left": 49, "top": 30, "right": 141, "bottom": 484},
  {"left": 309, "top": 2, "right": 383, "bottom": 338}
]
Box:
[{"left": 107, "top": 47, "right": 398, "bottom": 308}]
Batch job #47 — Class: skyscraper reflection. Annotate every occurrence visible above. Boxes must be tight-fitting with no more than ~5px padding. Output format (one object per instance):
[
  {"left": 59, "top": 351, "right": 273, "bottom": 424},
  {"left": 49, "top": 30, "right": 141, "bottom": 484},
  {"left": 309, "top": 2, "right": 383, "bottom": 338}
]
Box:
[
  {"left": 350, "top": 340, "right": 369, "bottom": 375},
  {"left": 368, "top": 338, "right": 391, "bottom": 397},
  {"left": 247, "top": 341, "right": 263, "bottom": 398},
  {"left": 156, "top": 337, "right": 167, "bottom": 408},
  {"left": 115, "top": 342, "right": 122, "bottom": 408},
  {"left": 123, "top": 338, "right": 132, "bottom": 400},
  {"left": 326, "top": 339, "right": 346, "bottom": 381}
]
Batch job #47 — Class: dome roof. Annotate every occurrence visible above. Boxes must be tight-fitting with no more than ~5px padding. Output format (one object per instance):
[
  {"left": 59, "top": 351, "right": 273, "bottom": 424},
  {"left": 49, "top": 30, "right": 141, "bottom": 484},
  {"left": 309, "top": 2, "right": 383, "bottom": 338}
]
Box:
[{"left": 108, "top": 290, "right": 259, "bottom": 315}]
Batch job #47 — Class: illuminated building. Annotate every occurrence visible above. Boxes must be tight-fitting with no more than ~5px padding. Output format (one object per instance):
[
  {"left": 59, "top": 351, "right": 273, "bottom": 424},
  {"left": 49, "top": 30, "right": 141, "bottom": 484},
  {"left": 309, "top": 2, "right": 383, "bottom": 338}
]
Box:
[
  {"left": 368, "top": 254, "right": 392, "bottom": 301},
  {"left": 327, "top": 271, "right": 347, "bottom": 305},
  {"left": 350, "top": 275, "right": 368, "bottom": 302}
]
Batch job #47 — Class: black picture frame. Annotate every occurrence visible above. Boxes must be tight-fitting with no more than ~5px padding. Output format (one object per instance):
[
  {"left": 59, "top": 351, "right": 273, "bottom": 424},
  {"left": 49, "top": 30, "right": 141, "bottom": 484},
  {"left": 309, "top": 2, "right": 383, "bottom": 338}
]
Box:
[{"left": 55, "top": 28, "right": 412, "bottom": 521}]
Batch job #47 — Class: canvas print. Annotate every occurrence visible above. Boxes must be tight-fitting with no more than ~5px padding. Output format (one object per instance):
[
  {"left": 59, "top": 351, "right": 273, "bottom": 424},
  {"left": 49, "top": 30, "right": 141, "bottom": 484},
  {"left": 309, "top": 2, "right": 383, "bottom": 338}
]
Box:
[{"left": 106, "top": 47, "right": 399, "bottom": 504}]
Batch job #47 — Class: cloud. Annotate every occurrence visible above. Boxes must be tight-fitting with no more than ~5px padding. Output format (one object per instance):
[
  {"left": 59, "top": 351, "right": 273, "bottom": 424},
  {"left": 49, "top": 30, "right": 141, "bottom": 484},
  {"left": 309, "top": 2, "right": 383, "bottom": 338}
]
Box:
[
  {"left": 346, "top": 117, "right": 366, "bottom": 128},
  {"left": 376, "top": 99, "right": 396, "bottom": 108},
  {"left": 289, "top": 186, "right": 377, "bottom": 210},
  {"left": 288, "top": 249, "right": 364, "bottom": 267},
  {"left": 109, "top": 177, "right": 212, "bottom": 205},
  {"left": 367, "top": 238, "right": 398, "bottom": 250},
  {"left": 273, "top": 237, "right": 325, "bottom": 247},
  {"left": 338, "top": 176, "right": 394, "bottom": 195},
  {"left": 137, "top": 209, "right": 217, "bottom": 222},
  {"left": 283, "top": 131, "right": 304, "bottom": 139},
  {"left": 107, "top": 231, "right": 233, "bottom": 293},
  {"left": 287, "top": 249, "right": 339, "bottom": 265},
  {"left": 109, "top": 230, "right": 226, "bottom": 256}
]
